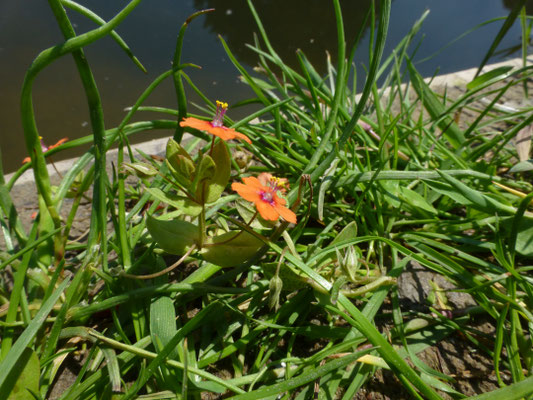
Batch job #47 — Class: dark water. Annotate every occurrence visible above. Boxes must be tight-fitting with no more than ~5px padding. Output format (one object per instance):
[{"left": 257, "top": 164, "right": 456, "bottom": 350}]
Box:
[{"left": 1, "top": 0, "right": 531, "bottom": 173}]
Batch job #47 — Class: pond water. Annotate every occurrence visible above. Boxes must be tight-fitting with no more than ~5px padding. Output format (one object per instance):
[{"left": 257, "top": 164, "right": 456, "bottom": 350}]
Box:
[{"left": 1, "top": 0, "right": 531, "bottom": 173}]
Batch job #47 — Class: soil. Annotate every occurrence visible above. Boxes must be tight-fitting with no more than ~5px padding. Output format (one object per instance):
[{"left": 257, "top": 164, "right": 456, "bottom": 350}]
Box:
[{"left": 2, "top": 59, "right": 532, "bottom": 399}]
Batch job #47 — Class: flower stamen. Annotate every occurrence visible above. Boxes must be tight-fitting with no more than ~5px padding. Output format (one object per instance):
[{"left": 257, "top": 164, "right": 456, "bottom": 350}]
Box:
[{"left": 212, "top": 100, "right": 228, "bottom": 127}]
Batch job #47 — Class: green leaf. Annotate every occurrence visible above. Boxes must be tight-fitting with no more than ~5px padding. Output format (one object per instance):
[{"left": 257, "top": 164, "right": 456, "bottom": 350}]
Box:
[
  {"left": 436, "top": 170, "right": 516, "bottom": 215},
  {"left": 398, "top": 186, "right": 438, "bottom": 215},
  {"left": 315, "top": 221, "right": 358, "bottom": 267},
  {"left": 419, "top": 373, "right": 463, "bottom": 396},
  {"left": 3, "top": 348, "right": 39, "bottom": 400},
  {"left": 150, "top": 295, "right": 179, "bottom": 360},
  {"left": 36, "top": 196, "right": 54, "bottom": 268},
  {"left": 145, "top": 187, "right": 202, "bottom": 216},
  {"left": 0, "top": 279, "right": 69, "bottom": 397},
  {"left": 467, "top": 374, "right": 533, "bottom": 400},
  {"left": 200, "top": 231, "right": 263, "bottom": 267},
  {"left": 262, "top": 262, "right": 307, "bottom": 291},
  {"left": 101, "top": 347, "right": 121, "bottom": 393},
  {"left": 165, "top": 159, "right": 193, "bottom": 189},
  {"left": 193, "top": 155, "right": 216, "bottom": 201},
  {"left": 166, "top": 139, "right": 195, "bottom": 185},
  {"left": 121, "top": 161, "right": 159, "bottom": 178},
  {"left": 507, "top": 218, "right": 533, "bottom": 257},
  {"left": 424, "top": 180, "right": 472, "bottom": 206},
  {"left": 166, "top": 138, "right": 193, "bottom": 165},
  {"left": 380, "top": 180, "right": 401, "bottom": 208},
  {"left": 146, "top": 214, "right": 199, "bottom": 255},
  {"left": 466, "top": 66, "right": 514, "bottom": 91},
  {"left": 509, "top": 159, "right": 533, "bottom": 173},
  {"left": 203, "top": 140, "right": 231, "bottom": 204}
]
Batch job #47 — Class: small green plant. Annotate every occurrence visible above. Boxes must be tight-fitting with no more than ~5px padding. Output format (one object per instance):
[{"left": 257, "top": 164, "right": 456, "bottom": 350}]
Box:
[{"left": 122, "top": 100, "right": 300, "bottom": 273}]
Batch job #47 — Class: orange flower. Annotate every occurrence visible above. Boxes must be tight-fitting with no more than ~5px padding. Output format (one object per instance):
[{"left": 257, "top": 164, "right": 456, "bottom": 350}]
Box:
[
  {"left": 22, "top": 136, "right": 69, "bottom": 164},
  {"left": 179, "top": 101, "right": 251, "bottom": 144},
  {"left": 231, "top": 173, "right": 297, "bottom": 224}
]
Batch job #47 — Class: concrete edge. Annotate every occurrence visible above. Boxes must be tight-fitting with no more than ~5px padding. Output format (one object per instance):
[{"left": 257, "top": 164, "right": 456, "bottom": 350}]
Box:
[
  {"left": 426, "top": 55, "right": 533, "bottom": 87},
  {"left": 4, "top": 136, "right": 174, "bottom": 186}
]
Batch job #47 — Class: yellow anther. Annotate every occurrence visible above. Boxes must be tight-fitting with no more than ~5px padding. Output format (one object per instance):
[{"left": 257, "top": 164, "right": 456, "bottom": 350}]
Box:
[
  {"left": 216, "top": 100, "right": 228, "bottom": 109},
  {"left": 270, "top": 176, "right": 289, "bottom": 193}
]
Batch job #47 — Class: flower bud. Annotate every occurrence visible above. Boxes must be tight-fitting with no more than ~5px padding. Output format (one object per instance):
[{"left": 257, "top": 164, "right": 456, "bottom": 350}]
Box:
[{"left": 268, "top": 275, "right": 283, "bottom": 310}]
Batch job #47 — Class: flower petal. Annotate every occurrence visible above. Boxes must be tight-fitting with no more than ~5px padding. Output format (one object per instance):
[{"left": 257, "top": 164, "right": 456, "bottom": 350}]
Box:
[
  {"left": 207, "top": 126, "right": 236, "bottom": 141},
  {"left": 48, "top": 137, "right": 68, "bottom": 150},
  {"left": 274, "top": 204, "right": 297, "bottom": 224},
  {"left": 226, "top": 128, "right": 252, "bottom": 144},
  {"left": 272, "top": 193, "right": 286, "bottom": 206},
  {"left": 241, "top": 176, "right": 265, "bottom": 190},
  {"left": 255, "top": 200, "right": 279, "bottom": 221},
  {"left": 257, "top": 172, "right": 272, "bottom": 187},
  {"left": 231, "top": 182, "right": 261, "bottom": 202},
  {"left": 180, "top": 117, "right": 213, "bottom": 132},
  {"left": 180, "top": 117, "right": 251, "bottom": 144}
]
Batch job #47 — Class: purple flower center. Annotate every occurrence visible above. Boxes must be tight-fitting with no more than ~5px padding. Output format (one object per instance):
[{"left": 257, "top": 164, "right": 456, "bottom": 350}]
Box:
[{"left": 260, "top": 190, "right": 274, "bottom": 204}]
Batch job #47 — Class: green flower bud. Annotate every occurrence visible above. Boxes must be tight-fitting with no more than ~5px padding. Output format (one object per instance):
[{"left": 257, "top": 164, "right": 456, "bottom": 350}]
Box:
[{"left": 268, "top": 275, "right": 283, "bottom": 310}]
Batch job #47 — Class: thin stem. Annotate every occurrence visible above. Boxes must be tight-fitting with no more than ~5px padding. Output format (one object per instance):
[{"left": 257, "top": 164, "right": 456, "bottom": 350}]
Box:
[
  {"left": 121, "top": 245, "right": 196, "bottom": 280},
  {"left": 198, "top": 182, "right": 207, "bottom": 249},
  {"left": 205, "top": 211, "right": 259, "bottom": 247}
]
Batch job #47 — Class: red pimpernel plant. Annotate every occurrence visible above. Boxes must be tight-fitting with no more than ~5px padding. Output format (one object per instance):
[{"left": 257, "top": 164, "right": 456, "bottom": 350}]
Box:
[{"left": 121, "top": 100, "right": 300, "bottom": 275}]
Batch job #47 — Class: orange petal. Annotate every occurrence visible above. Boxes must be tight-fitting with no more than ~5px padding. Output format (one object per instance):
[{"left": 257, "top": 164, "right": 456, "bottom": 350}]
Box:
[
  {"left": 274, "top": 204, "right": 297, "bottom": 224},
  {"left": 257, "top": 173, "right": 272, "bottom": 186},
  {"left": 180, "top": 117, "right": 212, "bottom": 131},
  {"left": 208, "top": 126, "right": 236, "bottom": 141},
  {"left": 48, "top": 137, "right": 68, "bottom": 150},
  {"left": 180, "top": 117, "right": 251, "bottom": 143},
  {"left": 241, "top": 176, "right": 265, "bottom": 190},
  {"left": 256, "top": 200, "right": 279, "bottom": 221},
  {"left": 226, "top": 128, "right": 252, "bottom": 144},
  {"left": 272, "top": 193, "right": 286, "bottom": 206},
  {"left": 22, "top": 157, "right": 31, "bottom": 164},
  {"left": 231, "top": 182, "right": 261, "bottom": 202}
]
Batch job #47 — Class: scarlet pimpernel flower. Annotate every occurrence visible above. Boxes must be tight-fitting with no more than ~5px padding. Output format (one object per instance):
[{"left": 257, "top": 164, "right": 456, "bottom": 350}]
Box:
[
  {"left": 22, "top": 136, "right": 69, "bottom": 164},
  {"left": 231, "top": 173, "right": 297, "bottom": 224},
  {"left": 180, "top": 101, "right": 251, "bottom": 144}
]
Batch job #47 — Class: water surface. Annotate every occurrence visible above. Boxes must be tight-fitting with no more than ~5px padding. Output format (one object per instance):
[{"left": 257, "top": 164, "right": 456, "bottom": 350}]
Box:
[{"left": 1, "top": 0, "right": 530, "bottom": 173}]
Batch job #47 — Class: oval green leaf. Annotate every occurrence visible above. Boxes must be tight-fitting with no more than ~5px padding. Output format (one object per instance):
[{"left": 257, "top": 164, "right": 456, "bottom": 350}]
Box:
[
  {"left": 200, "top": 230, "right": 263, "bottom": 267},
  {"left": 146, "top": 214, "right": 199, "bottom": 255}
]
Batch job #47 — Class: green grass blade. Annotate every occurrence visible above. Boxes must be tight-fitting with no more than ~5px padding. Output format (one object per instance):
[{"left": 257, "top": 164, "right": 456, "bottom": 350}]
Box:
[
  {"left": 0, "top": 278, "right": 70, "bottom": 397},
  {"left": 61, "top": 0, "right": 147, "bottom": 73},
  {"left": 466, "top": 374, "right": 533, "bottom": 399},
  {"left": 172, "top": 9, "right": 214, "bottom": 142},
  {"left": 475, "top": 0, "right": 528, "bottom": 78},
  {"left": 227, "top": 350, "right": 373, "bottom": 400},
  {"left": 406, "top": 58, "right": 465, "bottom": 149}
]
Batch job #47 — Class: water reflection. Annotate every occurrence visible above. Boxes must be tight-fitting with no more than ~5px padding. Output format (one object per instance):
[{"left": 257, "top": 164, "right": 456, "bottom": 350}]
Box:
[
  {"left": 1, "top": 0, "right": 531, "bottom": 173},
  {"left": 193, "top": 0, "right": 377, "bottom": 73}
]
